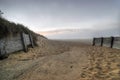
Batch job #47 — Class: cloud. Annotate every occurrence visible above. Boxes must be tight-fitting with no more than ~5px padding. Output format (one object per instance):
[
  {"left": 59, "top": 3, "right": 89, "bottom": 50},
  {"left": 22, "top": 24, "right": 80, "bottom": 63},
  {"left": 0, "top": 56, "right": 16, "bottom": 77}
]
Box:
[
  {"left": 0, "top": 0, "right": 119, "bottom": 32},
  {"left": 38, "top": 29, "right": 86, "bottom": 35},
  {"left": 0, "top": 0, "right": 120, "bottom": 39},
  {"left": 37, "top": 22, "right": 120, "bottom": 39}
]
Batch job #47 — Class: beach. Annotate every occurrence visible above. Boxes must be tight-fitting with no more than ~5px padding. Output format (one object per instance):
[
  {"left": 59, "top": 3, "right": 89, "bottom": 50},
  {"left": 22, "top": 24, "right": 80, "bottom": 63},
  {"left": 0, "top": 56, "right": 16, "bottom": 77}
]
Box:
[{"left": 0, "top": 37, "right": 120, "bottom": 80}]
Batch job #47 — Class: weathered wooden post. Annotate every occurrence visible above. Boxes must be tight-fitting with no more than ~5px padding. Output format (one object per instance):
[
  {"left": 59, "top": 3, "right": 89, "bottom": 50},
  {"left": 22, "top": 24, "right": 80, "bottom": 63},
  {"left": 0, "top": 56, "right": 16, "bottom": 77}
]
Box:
[
  {"left": 0, "top": 49, "right": 8, "bottom": 59},
  {"left": 20, "top": 32, "right": 28, "bottom": 52},
  {"left": 101, "top": 37, "right": 103, "bottom": 47},
  {"left": 29, "top": 33, "right": 34, "bottom": 48},
  {"left": 111, "top": 36, "right": 114, "bottom": 48},
  {"left": 92, "top": 38, "right": 95, "bottom": 46}
]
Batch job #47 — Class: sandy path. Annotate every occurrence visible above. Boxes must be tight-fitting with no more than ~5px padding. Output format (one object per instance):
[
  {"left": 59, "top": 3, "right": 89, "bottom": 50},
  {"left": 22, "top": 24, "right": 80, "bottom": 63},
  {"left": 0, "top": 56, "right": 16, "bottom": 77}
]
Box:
[
  {"left": 1, "top": 38, "right": 120, "bottom": 80},
  {"left": 18, "top": 45, "right": 89, "bottom": 80},
  {"left": 0, "top": 39, "right": 90, "bottom": 80},
  {"left": 0, "top": 39, "right": 69, "bottom": 80}
]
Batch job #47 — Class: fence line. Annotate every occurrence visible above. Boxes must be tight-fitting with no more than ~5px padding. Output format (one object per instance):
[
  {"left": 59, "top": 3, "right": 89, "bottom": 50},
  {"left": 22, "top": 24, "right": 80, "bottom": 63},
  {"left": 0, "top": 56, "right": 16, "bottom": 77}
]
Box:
[
  {"left": 93, "top": 36, "right": 120, "bottom": 49},
  {"left": 0, "top": 32, "right": 34, "bottom": 58}
]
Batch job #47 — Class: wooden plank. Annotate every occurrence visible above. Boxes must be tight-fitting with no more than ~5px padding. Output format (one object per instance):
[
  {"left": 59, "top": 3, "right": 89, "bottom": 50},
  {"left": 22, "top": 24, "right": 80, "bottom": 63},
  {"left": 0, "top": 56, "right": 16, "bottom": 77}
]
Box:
[
  {"left": 113, "top": 37, "right": 120, "bottom": 49},
  {"left": 103, "top": 37, "right": 111, "bottom": 47},
  {"left": 20, "top": 32, "right": 28, "bottom": 52},
  {"left": 94, "top": 38, "right": 102, "bottom": 46}
]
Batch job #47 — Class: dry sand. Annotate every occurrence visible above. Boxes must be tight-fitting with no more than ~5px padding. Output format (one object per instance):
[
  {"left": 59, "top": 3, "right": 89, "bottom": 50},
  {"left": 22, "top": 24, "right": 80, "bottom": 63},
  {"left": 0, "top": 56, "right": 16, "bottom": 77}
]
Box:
[{"left": 0, "top": 37, "right": 120, "bottom": 80}]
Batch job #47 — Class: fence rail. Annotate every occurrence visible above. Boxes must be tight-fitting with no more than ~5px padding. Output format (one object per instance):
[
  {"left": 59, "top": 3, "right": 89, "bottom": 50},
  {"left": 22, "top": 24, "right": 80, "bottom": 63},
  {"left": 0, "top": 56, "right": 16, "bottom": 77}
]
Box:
[
  {"left": 0, "top": 32, "right": 34, "bottom": 58},
  {"left": 93, "top": 37, "right": 120, "bottom": 49}
]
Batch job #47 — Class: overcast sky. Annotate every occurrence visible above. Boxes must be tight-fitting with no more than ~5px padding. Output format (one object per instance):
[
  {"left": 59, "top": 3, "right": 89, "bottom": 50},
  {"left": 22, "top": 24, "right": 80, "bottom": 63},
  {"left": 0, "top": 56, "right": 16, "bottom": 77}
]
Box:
[{"left": 0, "top": 0, "right": 120, "bottom": 39}]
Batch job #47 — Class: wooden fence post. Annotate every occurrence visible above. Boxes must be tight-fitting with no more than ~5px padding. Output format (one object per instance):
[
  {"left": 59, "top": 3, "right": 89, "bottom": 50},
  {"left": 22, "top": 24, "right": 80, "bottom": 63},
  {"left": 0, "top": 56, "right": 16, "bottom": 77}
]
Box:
[
  {"left": 0, "top": 49, "right": 1, "bottom": 54},
  {"left": 92, "top": 38, "right": 95, "bottom": 46},
  {"left": 0, "top": 48, "right": 8, "bottom": 59},
  {"left": 29, "top": 33, "right": 34, "bottom": 48},
  {"left": 101, "top": 37, "right": 103, "bottom": 47},
  {"left": 111, "top": 36, "right": 114, "bottom": 48},
  {"left": 20, "top": 32, "right": 28, "bottom": 52}
]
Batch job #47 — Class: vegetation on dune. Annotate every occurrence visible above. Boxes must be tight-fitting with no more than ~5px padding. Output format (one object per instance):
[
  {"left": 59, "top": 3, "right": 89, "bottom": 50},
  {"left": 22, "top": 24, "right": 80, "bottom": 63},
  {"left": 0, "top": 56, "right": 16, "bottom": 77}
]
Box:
[{"left": 0, "top": 17, "right": 46, "bottom": 46}]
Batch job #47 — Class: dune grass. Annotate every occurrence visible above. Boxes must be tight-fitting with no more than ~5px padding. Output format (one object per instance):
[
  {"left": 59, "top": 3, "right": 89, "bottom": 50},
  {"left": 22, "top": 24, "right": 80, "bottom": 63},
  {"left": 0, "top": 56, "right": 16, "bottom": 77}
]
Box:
[{"left": 0, "top": 17, "right": 46, "bottom": 46}]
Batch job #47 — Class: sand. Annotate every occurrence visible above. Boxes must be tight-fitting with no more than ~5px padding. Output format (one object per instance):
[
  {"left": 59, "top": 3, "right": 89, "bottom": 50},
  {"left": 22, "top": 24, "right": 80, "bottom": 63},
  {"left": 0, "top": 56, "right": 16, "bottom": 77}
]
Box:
[
  {"left": 0, "top": 37, "right": 120, "bottom": 80},
  {"left": 80, "top": 46, "right": 120, "bottom": 80}
]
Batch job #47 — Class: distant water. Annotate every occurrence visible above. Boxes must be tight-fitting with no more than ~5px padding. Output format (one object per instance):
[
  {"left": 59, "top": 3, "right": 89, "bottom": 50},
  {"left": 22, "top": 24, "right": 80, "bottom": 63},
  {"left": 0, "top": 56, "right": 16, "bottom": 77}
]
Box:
[{"left": 52, "top": 39, "right": 93, "bottom": 45}]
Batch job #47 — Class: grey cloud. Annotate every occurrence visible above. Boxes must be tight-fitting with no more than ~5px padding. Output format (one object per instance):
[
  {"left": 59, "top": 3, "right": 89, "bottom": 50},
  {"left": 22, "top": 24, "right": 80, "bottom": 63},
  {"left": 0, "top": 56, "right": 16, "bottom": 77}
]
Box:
[
  {"left": 45, "top": 26, "right": 120, "bottom": 39},
  {"left": 0, "top": 0, "right": 120, "bottom": 39}
]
